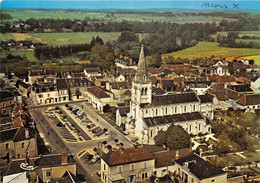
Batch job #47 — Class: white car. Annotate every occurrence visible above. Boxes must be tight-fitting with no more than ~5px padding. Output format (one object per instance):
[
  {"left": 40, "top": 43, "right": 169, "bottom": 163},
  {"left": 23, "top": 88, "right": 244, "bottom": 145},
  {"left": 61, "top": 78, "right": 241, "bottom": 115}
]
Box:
[{"left": 48, "top": 113, "right": 57, "bottom": 118}]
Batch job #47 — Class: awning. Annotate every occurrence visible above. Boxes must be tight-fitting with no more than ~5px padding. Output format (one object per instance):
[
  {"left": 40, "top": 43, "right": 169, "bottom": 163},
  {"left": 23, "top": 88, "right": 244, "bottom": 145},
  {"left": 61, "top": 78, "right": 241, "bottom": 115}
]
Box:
[{"left": 109, "top": 174, "right": 125, "bottom": 182}]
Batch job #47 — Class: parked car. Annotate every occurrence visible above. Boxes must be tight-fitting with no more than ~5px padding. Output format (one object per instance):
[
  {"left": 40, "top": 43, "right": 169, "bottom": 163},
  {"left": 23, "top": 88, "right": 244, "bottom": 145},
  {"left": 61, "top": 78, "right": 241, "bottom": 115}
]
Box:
[
  {"left": 48, "top": 113, "right": 56, "bottom": 118},
  {"left": 85, "top": 154, "right": 93, "bottom": 160},
  {"left": 91, "top": 156, "right": 100, "bottom": 163}
]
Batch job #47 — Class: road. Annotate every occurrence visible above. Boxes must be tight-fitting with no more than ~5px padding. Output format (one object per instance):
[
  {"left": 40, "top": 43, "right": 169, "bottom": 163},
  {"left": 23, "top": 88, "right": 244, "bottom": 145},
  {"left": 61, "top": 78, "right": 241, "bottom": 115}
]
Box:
[{"left": 28, "top": 101, "right": 133, "bottom": 182}]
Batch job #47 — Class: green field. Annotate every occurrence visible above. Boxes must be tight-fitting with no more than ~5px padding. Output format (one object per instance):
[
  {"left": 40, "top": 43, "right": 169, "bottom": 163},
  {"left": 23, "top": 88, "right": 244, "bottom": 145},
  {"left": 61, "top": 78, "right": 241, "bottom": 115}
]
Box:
[
  {"left": 2, "top": 9, "right": 237, "bottom": 24},
  {"left": 0, "top": 32, "right": 121, "bottom": 45},
  {"left": 162, "top": 42, "right": 260, "bottom": 62},
  {"left": 235, "top": 39, "right": 260, "bottom": 44},
  {"left": 212, "top": 31, "right": 260, "bottom": 38},
  {"left": 1, "top": 50, "right": 38, "bottom": 62}
]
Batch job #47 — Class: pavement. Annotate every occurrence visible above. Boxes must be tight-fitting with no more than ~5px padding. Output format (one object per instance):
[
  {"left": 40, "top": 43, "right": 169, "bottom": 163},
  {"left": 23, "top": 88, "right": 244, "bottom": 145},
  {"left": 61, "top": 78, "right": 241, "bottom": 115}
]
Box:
[{"left": 28, "top": 101, "right": 133, "bottom": 183}]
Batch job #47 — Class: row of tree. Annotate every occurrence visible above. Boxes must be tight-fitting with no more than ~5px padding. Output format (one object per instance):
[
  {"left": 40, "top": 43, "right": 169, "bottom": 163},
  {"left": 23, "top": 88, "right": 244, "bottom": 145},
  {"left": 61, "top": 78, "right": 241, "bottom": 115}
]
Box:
[{"left": 218, "top": 32, "right": 260, "bottom": 48}]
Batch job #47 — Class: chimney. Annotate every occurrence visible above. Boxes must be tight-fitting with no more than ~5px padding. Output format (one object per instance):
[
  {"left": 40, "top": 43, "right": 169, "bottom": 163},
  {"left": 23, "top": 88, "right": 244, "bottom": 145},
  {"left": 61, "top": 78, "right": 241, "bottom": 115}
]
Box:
[
  {"left": 124, "top": 56, "right": 127, "bottom": 60},
  {"left": 175, "top": 150, "right": 179, "bottom": 160},
  {"left": 119, "top": 143, "right": 124, "bottom": 151},
  {"left": 43, "top": 69, "right": 46, "bottom": 74},
  {"left": 29, "top": 158, "right": 35, "bottom": 167},
  {"left": 25, "top": 128, "right": 29, "bottom": 138},
  {"left": 120, "top": 55, "right": 122, "bottom": 58},
  {"left": 28, "top": 70, "right": 31, "bottom": 76},
  {"left": 61, "top": 152, "right": 68, "bottom": 164},
  {"left": 133, "top": 139, "right": 137, "bottom": 149},
  {"left": 130, "top": 58, "right": 133, "bottom": 65}
]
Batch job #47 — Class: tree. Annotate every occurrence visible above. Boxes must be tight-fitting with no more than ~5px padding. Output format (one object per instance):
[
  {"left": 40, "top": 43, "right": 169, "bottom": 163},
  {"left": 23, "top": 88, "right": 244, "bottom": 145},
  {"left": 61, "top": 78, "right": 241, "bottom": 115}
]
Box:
[
  {"left": 154, "top": 125, "right": 191, "bottom": 150},
  {"left": 14, "top": 67, "right": 28, "bottom": 77},
  {"left": 154, "top": 130, "right": 167, "bottom": 146},
  {"left": 166, "top": 125, "right": 191, "bottom": 150},
  {"left": 147, "top": 53, "right": 162, "bottom": 68}
]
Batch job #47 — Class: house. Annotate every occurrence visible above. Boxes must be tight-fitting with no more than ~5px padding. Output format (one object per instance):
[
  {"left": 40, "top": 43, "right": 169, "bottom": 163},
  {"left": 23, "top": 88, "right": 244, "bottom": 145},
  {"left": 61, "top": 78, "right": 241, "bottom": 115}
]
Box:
[
  {"left": 174, "top": 153, "right": 227, "bottom": 183},
  {"left": 184, "top": 81, "right": 211, "bottom": 95},
  {"left": 124, "top": 46, "right": 213, "bottom": 144},
  {"left": 0, "top": 127, "right": 37, "bottom": 165},
  {"left": 15, "top": 80, "right": 30, "bottom": 98},
  {"left": 0, "top": 90, "right": 15, "bottom": 118},
  {"left": 28, "top": 69, "right": 47, "bottom": 85},
  {"left": 86, "top": 86, "right": 113, "bottom": 111},
  {"left": 65, "top": 78, "right": 94, "bottom": 100},
  {"left": 28, "top": 153, "right": 76, "bottom": 183},
  {"left": 101, "top": 144, "right": 227, "bottom": 183},
  {"left": 115, "top": 55, "right": 137, "bottom": 69},
  {"left": 251, "top": 77, "right": 260, "bottom": 94},
  {"left": 157, "top": 79, "right": 178, "bottom": 92},
  {"left": 159, "top": 64, "right": 190, "bottom": 76},
  {"left": 207, "top": 65, "right": 230, "bottom": 76},
  {"left": 207, "top": 75, "right": 236, "bottom": 83},
  {"left": 31, "top": 83, "right": 59, "bottom": 105},
  {"left": 236, "top": 94, "right": 260, "bottom": 111},
  {"left": 110, "top": 81, "right": 130, "bottom": 97},
  {"left": 84, "top": 67, "right": 102, "bottom": 79},
  {"left": 116, "top": 106, "right": 130, "bottom": 127},
  {"left": 101, "top": 145, "right": 155, "bottom": 183}
]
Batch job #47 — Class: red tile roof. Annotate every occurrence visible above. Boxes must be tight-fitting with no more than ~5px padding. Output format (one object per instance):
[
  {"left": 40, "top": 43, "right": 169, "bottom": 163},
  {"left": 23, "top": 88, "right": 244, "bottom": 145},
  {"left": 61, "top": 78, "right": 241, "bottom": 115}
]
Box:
[
  {"left": 236, "top": 94, "right": 260, "bottom": 106},
  {"left": 237, "top": 77, "right": 251, "bottom": 85},
  {"left": 87, "top": 86, "right": 110, "bottom": 99},
  {"left": 102, "top": 146, "right": 154, "bottom": 166}
]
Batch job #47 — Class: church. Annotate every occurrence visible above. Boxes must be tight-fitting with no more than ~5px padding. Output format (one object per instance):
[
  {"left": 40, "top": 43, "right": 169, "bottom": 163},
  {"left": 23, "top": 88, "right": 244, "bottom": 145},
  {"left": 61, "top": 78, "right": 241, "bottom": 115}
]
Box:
[{"left": 125, "top": 45, "right": 213, "bottom": 144}]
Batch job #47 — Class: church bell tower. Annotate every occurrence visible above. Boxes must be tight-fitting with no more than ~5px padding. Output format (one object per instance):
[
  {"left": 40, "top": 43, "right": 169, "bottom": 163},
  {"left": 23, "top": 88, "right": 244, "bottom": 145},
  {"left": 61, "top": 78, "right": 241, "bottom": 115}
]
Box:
[{"left": 130, "top": 45, "right": 152, "bottom": 119}]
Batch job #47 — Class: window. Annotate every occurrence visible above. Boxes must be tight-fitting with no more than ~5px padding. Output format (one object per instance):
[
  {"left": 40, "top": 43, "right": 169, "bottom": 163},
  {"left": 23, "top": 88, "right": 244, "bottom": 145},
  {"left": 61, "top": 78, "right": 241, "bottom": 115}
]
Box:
[
  {"left": 153, "top": 171, "right": 157, "bottom": 176},
  {"left": 165, "top": 108, "right": 167, "bottom": 114},
  {"left": 142, "top": 172, "right": 148, "bottom": 180},
  {"left": 150, "top": 130, "right": 153, "bottom": 138},
  {"left": 161, "top": 169, "right": 167, "bottom": 176},
  {"left": 198, "top": 124, "right": 201, "bottom": 131},
  {"left": 46, "top": 171, "right": 51, "bottom": 177},
  {"left": 146, "top": 110, "right": 148, "bottom": 114},
  {"left": 3, "top": 103, "right": 6, "bottom": 107},
  {"left": 175, "top": 106, "right": 177, "bottom": 113},
  {"left": 155, "top": 109, "right": 158, "bottom": 115},
  {"left": 130, "top": 164, "right": 135, "bottom": 171},
  {"left": 21, "top": 142, "right": 25, "bottom": 148},
  {"left": 5, "top": 143, "right": 10, "bottom": 150},
  {"left": 129, "top": 175, "right": 136, "bottom": 183},
  {"left": 18, "top": 154, "right": 20, "bottom": 158},
  {"left": 211, "top": 180, "right": 215, "bottom": 183},
  {"left": 117, "top": 166, "right": 122, "bottom": 173},
  {"left": 104, "top": 164, "right": 106, "bottom": 170},
  {"left": 208, "top": 127, "right": 211, "bottom": 132},
  {"left": 184, "top": 106, "right": 186, "bottom": 112},
  {"left": 190, "top": 125, "right": 192, "bottom": 132},
  {"left": 193, "top": 105, "right": 196, "bottom": 111}
]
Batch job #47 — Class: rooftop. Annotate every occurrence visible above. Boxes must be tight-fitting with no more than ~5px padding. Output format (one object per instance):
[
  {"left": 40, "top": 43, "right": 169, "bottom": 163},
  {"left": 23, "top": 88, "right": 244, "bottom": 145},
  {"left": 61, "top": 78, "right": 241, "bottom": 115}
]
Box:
[
  {"left": 102, "top": 146, "right": 154, "bottom": 167},
  {"left": 176, "top": 153, "right": 226, "bottom": 180},
  {"left": 143, "top": 112, "right": 204, "bottom": 126}
]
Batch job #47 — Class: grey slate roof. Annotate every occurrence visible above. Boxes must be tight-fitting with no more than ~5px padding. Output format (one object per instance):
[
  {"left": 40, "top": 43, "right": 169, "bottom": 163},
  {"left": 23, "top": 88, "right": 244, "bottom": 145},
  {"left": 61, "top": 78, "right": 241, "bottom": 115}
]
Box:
[
  {"left": 148, "top": 92, "right": 199, "bottom": 107},
  {"left": 143, "top": 112, "right": 204, "bottom": 126},
  {"left": 175, "top": 153, "right": 226, "bottom": 180}
]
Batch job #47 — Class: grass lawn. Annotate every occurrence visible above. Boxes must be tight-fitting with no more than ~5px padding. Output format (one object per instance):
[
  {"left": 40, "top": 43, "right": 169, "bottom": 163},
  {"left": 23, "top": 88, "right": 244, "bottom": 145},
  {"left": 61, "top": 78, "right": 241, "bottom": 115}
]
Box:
[
  {"left": 0, "top": 32, "right": 121, "bottom": 45},
  {"left": 162, "top": 42, "right": 260, "bottom": 60},
  {"left": 208, "top": 154, "right": 249, "bottom": 168},
  {"left": 2, "top": 9, "right": 237, "bottom": 24}
]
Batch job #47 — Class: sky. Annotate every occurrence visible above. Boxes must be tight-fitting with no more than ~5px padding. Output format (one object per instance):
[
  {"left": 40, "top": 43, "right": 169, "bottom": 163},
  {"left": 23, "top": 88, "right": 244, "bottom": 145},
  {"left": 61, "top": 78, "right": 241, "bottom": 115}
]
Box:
[{"left": 1, "top": 0, "right": 260, "bottom": 10}]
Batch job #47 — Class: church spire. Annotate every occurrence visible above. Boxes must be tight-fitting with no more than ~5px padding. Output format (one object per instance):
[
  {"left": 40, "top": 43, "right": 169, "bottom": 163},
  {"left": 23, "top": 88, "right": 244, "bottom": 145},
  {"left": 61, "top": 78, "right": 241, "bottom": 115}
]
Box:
[{"left": 134, "top": 45, "right": 149, "bottom": 83}]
